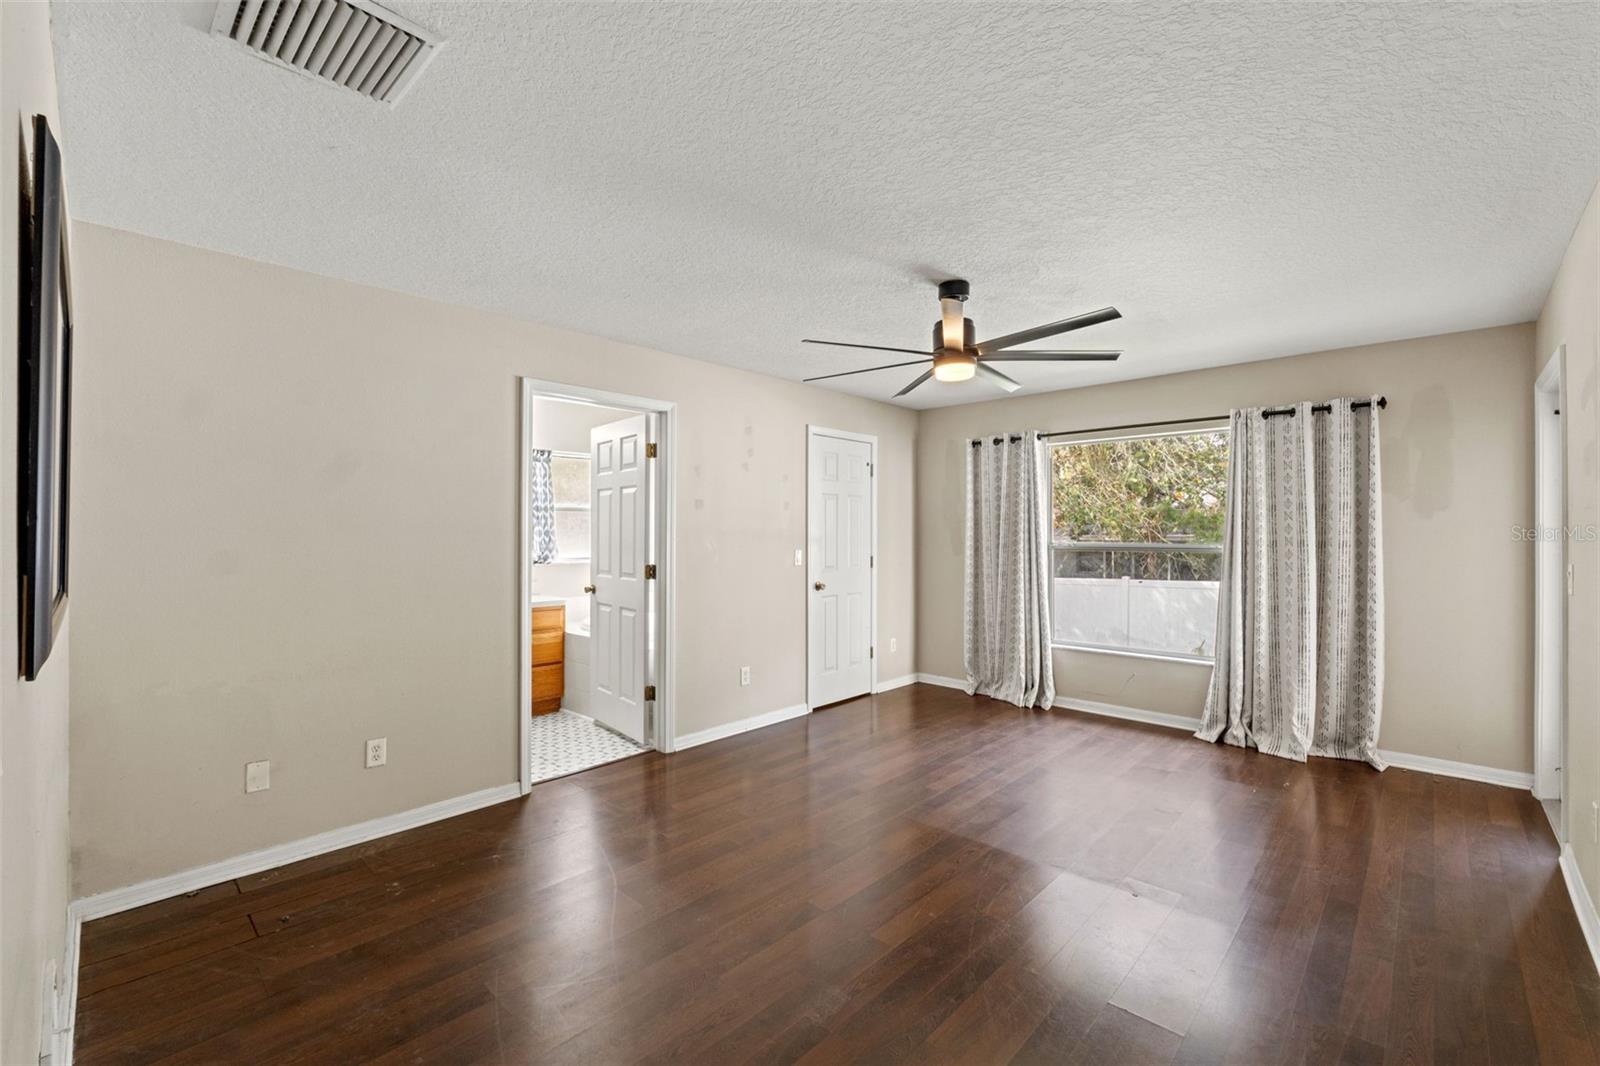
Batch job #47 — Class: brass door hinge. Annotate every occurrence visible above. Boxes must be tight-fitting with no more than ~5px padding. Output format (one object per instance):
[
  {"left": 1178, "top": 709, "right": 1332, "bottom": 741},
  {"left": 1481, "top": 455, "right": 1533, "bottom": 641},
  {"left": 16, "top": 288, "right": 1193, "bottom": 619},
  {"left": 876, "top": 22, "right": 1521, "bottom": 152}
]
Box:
[
  {"left": 644, "top": 685, "right": 657, "bottom": 701},
  {"left": 645, "top": 563, "right": 657, "bottom": 580},
  {"left": 645, "top": 442, "right": 658, "bottom": 458}
]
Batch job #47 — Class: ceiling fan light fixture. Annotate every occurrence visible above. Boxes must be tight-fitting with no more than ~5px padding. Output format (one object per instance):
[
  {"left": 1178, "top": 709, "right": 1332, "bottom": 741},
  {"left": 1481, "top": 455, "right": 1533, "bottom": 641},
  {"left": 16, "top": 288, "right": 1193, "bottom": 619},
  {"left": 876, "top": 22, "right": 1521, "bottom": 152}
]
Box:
[
  {"left": 932, "top": 350, "right": 977, "bottom": 383},
  {"left": 798, "top": 279, "right": 1122, "bottom": 398}
]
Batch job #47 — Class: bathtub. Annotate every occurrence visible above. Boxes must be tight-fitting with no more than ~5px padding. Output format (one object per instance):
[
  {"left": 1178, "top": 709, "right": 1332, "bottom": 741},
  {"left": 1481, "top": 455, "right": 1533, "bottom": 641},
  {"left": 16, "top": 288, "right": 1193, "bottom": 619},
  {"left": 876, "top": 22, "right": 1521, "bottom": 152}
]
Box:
[{"left": 563, "top": 614, "right": 591, "bottom": 715}]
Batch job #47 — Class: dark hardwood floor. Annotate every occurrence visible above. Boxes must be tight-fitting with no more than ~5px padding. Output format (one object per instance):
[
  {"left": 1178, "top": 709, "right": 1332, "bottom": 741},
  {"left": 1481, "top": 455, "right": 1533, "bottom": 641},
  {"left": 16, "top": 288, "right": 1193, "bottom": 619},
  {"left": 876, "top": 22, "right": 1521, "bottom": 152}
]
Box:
[{"left": 74, "top": 683, "right": 1599, "bottom": 1064}]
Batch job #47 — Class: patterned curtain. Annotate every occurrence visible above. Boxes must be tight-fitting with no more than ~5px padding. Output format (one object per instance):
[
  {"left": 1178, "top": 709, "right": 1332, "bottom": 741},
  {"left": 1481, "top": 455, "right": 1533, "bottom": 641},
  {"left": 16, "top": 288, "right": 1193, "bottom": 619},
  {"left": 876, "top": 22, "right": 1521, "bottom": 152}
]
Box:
[
  {"left": 529, "top": 448, "right": 557, "bottom": 565},
  {"left": 964, "top": 431, "right": 1055, "bottom": 709},
  {"left": 1196, "top": 397, "right": 1384, "bottom": 768}
]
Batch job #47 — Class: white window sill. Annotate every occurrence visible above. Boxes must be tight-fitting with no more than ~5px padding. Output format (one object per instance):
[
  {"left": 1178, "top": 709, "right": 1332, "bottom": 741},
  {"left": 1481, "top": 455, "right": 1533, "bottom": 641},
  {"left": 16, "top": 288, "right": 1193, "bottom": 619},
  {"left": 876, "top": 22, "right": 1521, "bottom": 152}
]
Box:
[{"left": 1052, "top": 642, "right": 1215, "bottom": 667}]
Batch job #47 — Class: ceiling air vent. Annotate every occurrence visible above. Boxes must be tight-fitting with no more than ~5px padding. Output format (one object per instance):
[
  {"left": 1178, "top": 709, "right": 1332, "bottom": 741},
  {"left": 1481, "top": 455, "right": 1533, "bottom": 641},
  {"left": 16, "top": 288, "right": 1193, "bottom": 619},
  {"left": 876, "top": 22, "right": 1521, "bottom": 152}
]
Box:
[{"left": 211, "top": 0, "right": 442, "bottom": 106}]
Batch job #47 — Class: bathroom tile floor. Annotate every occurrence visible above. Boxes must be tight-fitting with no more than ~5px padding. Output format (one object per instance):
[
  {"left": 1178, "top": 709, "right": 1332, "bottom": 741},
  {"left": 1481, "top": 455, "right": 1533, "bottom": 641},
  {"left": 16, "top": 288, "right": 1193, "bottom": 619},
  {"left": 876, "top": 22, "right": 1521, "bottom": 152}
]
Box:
[{"left": 529, "top": 708, "right": 647, "bottom": 783}]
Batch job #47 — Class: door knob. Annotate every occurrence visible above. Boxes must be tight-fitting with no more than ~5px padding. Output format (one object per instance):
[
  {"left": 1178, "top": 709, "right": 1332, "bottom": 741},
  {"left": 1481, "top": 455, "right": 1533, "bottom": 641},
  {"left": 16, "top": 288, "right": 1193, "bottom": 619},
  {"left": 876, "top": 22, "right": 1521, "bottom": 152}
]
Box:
[
  {"left": 814, "top": 581, "right": 826, "bottom": 591},
  {"left": 583, "top": 584, "right": 596, "bottom": 594}
]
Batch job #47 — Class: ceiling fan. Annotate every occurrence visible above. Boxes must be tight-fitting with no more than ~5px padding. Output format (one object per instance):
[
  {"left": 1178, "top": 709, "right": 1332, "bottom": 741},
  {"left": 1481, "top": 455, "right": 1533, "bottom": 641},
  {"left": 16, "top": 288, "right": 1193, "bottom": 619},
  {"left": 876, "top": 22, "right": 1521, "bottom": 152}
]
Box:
[{"left": 802, "top": 280, "right": 1122, "bottom": 397}]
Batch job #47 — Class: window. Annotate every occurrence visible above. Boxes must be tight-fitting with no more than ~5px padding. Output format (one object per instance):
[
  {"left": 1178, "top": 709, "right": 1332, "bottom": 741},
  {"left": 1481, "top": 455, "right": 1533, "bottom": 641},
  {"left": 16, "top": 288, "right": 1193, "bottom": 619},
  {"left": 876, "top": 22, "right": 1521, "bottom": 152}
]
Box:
[
  {"left": 1049, "top": 428, "right": 1229, "bottom": 660},
  {"left": 550, "top": 452, "right": 590, "bottom": 562}
]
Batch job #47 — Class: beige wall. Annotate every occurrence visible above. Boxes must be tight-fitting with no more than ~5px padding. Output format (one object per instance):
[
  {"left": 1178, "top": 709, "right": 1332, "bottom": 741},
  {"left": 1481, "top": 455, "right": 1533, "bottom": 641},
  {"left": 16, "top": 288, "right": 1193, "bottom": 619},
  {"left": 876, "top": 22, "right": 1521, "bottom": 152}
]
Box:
[
  {"left": 917, "top": 324, "right": 1536, "bottom": 774},
  {"left": 1537, "top": 180, "right": 1600, "bottom": 900},
  {"left": 69, "top": 224, "right": 917, "bottom": 896},
  {"left": 0, "top": 3, "right": 71, "bottom": 1063}
]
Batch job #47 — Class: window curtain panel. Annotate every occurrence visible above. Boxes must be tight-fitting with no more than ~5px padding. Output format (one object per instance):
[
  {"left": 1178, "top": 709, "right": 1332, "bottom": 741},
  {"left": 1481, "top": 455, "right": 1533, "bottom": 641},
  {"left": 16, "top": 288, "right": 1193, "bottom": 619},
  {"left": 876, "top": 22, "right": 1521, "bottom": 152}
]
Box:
[
  {"left": 529, "top": 448, "right": 557, "bottom": 565},
  {"left": 1197, "top": 397, "right": 1385, "bottom": 768},
  {"left": 964, "top": 431, "right": 1055, "bottom": 709}
]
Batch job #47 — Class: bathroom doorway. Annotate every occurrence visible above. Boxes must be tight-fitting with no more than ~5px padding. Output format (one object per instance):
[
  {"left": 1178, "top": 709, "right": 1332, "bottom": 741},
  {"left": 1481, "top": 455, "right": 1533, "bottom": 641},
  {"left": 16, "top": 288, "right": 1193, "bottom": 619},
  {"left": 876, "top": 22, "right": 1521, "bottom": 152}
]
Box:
[{"left": 517, "top": 379, "right": 675, "bottom": 791}]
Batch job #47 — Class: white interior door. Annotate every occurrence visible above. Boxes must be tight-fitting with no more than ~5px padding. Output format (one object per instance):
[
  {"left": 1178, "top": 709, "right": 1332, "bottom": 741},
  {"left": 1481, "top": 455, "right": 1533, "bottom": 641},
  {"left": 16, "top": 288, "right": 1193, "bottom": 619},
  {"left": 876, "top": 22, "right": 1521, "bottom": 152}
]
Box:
[
  {"left": 808, "top": 432, "right": 873, "bottom": 707},
  {"left": 590, "top": 414, "right": 649, "bottom": 744}
]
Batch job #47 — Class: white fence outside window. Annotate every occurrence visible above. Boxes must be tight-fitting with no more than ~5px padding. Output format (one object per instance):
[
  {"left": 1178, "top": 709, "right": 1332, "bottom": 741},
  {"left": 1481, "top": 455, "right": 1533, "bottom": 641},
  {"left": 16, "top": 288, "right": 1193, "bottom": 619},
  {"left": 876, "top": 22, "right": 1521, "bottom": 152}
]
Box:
[
  {"left": 1050, "top": 542, "right": 1220, "bottom": 659},
  {"left": 1051, "top": 576, "right": 1219, "bottom": 659}
]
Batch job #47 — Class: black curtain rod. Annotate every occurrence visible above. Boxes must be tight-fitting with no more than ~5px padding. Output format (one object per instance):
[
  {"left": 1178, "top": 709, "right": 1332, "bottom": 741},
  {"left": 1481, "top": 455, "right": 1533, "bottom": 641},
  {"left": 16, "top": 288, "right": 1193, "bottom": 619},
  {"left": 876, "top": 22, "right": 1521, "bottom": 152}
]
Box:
[
  {"left": 1037, "top": 413, "right": 1228, "bottom": 440},
  {"left": 1022, "top": 396, "right": 1388, "bottom": 443},
  {"left": 1260, "top": 396, "right": 1387, "bottom": 420}
]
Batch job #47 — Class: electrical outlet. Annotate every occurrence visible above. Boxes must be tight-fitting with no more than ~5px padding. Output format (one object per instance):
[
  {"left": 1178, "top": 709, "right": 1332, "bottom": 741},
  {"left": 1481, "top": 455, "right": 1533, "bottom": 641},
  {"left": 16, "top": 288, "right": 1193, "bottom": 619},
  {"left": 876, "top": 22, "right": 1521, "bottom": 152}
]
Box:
[
  {"left": 794, "top": 548, "right": 803, "bottom": 566},
  {"left": 245, "top": 760, "right": 270, "bottom": 793},
  {"left": 889, "top": 637, "right": 897, "bottom": 653},
  {"left": 366, "top": 737, "right": 387, "bottom": 769},
  {"left": 1591, "top": 800, "right": 1599, "bottom": 844},
  {"left": 739, "top": 666, "right": 751, "bottom": 686}
]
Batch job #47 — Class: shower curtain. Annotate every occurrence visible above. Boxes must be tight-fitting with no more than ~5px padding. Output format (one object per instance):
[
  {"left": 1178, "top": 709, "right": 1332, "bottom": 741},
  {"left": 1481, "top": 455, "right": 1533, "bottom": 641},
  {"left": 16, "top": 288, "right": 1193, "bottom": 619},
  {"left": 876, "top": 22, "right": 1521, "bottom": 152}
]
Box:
[{"left": 529, "top": 448, "right": 557, "bottom": 565}]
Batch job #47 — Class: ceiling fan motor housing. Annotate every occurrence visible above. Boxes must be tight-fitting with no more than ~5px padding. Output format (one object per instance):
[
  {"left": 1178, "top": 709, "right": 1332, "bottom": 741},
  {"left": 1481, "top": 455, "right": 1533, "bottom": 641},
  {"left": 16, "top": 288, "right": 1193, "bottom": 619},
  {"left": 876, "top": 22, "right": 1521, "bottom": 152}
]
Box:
[{"left": 933, "top": 317, "right": 976, "bottom": 351}]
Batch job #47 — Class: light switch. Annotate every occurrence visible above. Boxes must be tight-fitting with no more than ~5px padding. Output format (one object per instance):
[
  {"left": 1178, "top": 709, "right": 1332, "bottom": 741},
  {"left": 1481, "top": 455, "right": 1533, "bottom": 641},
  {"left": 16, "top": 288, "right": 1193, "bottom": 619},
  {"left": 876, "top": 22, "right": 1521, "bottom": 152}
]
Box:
[{"left": 245, "top": 760, "right": 270, "bottom": 793}]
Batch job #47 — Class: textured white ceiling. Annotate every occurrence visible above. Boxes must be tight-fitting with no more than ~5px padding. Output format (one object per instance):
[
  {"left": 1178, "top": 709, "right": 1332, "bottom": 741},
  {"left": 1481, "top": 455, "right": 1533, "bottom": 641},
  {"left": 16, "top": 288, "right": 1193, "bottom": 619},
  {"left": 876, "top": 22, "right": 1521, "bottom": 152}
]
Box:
[{"left": 52, "top": 1, "right": 1600, "bottom": 408}]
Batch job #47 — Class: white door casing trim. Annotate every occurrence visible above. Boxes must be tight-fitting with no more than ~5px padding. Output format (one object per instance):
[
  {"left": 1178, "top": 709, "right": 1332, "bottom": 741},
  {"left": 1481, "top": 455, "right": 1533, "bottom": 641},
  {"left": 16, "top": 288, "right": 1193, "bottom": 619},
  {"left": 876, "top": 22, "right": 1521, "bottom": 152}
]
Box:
[
  {"left": 806, "top": 425, "right": 878, "bottom": 711},
  {"left": 1533, "top": 346, "right": 1567, "bottom": 815},
  {"left": 520, "top": 378, "right": 678, "bottom": 797}
]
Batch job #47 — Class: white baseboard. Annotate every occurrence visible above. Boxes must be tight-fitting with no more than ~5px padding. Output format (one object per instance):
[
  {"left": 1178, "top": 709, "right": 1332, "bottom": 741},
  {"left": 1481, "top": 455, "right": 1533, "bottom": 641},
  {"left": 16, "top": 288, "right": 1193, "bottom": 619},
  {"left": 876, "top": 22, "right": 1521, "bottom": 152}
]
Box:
[
  {"left": 1376, "top": 749, "right": 1534, "bottom": 790},
  {"left": 873, "top": 674, "right": 916, "bottom": 693},
  {"left": 1052, "top": 698, "right": 1532, "bottom": 790},
  {"left": 57, "top": 780, "right": 520, "bottom": 1066},
  {"left": 69, "top": 781, "right": 522, "bottom": 924},
  {"left": 675, "top": 703, "right": 810, "bottom": 751},
  {"left": 1051, "top": 689, "right": 1535, "bottom": 792},
  {"left": 1560, "top": 844, "right": 1600, "bottom": 978},
  {"left": 1054, "top": 696, "right": 1203, "bottom": 733},
  {"left": 913, "top": 678, "right": 1534, "bottom": 791}
]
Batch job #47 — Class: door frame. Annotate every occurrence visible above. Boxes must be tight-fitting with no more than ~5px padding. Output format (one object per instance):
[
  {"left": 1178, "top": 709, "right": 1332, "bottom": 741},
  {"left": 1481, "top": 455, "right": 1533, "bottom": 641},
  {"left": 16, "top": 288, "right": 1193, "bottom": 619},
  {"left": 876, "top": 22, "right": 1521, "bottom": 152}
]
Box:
[
  {"left": 519, "top": 378, "right": 677, "bottom": 796},
  {"left": 805, "top": 425, "right": 878, "bottom": 712},
  {"left": 1533, "top": 345, "right": 1566, "bottom": 820}
]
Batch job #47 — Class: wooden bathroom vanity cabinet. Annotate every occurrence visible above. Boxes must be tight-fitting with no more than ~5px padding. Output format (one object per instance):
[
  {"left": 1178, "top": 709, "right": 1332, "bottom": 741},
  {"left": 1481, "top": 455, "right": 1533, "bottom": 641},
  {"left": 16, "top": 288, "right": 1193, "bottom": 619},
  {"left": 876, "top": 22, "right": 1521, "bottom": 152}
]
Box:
[{"left": 531, "top": 601, "right": 565, "bottom": 714}]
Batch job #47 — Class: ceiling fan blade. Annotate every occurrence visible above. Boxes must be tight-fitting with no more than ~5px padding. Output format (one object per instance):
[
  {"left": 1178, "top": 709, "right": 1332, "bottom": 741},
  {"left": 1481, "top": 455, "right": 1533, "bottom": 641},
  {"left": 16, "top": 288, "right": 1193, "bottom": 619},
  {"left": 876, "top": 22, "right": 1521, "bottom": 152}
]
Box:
[
  {"left": 975, "top": 307, "right": 1122, "bottom": 354},
  {"left": 980, "top": 350, "right": 1121, "bottom": 362},
  {"left": 802, "top": 358, "right": 930, "bottom": 383},
  {"left": 802, "top": 339, "right": 932, "bottom": 357},
  {"left": 974, "top": 362, "right": 1022, "bottom": 393},
  {"left": 894, "top": 369, "right": 934, "bottom": 397}
]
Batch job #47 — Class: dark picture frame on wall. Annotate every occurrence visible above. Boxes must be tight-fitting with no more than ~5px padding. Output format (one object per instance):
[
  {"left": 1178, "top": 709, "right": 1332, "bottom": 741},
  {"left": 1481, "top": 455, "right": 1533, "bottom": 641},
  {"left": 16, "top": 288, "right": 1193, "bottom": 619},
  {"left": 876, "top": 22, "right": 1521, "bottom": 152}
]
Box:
[{"left": 19, "top": 114, "right": 71, "bottom": 681}]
